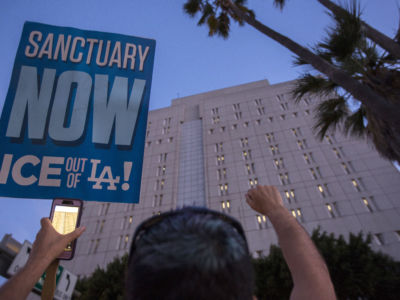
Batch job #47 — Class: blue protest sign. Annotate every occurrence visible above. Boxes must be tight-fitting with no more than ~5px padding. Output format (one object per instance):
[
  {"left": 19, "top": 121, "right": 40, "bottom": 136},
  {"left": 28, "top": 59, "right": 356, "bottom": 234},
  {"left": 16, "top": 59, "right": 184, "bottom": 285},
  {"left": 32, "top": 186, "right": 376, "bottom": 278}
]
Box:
[{"left": 0, "top": 22, "right": 156, "bottom": 203}]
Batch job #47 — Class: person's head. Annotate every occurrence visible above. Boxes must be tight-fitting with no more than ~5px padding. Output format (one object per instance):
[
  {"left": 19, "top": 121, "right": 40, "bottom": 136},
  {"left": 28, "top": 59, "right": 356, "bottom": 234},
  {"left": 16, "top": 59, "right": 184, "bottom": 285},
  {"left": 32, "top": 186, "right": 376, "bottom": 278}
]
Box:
[{"left": 125, "top": 207, "right": 254, "bottom": 300}]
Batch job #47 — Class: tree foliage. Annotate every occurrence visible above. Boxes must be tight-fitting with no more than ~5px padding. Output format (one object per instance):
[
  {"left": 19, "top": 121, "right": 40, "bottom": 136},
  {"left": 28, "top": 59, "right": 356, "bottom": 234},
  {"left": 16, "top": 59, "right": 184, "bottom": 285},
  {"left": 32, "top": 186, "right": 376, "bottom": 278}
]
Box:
[
  {"left": 292, "top": 1, "right": 400, "bottom": 163},
  {"left": 74, "top": 254, "right": 128, "bottom": 300},
  {"left": 74, "top": 230, "right": 400, "bottom": 300},
  {"left": 253, "top": 228, "right": 400, "bottom": 300},
  {"left": 183, "top": 0, "right": 400, "bottom": 163}
]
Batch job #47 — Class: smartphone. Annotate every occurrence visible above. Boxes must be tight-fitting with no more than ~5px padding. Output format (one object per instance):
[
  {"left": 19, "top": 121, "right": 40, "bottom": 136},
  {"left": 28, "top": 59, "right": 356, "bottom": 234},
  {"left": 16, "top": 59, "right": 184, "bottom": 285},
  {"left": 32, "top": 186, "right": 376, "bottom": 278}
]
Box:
[{"left": 49, "top": 198, "right": 83, "bottom": 260}]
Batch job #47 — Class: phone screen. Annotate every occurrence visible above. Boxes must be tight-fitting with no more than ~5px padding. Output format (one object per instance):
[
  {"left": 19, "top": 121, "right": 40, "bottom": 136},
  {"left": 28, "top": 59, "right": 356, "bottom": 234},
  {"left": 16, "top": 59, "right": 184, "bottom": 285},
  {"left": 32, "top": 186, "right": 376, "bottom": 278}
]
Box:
[{"left": 52, "top": 205, "right": 79, "bottom": 251}]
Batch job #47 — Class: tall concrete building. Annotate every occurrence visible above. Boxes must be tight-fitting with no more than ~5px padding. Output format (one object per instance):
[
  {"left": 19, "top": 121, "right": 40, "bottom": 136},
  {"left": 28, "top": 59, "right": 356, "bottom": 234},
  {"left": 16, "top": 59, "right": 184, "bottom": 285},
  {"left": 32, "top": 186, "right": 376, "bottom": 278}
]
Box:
[{"left": 63, "top": 79, "right": 400, "bottom": 278}]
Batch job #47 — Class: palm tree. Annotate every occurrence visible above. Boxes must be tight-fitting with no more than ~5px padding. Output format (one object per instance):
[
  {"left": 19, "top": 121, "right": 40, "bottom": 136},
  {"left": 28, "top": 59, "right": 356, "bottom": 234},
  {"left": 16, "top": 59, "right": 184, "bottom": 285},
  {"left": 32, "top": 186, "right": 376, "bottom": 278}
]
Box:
[
  {"left": 317, "top": 0, "right": 400, "bottom": 60},
  {"left": 292, "top": 4, "right": 400, "bottom": 163},
  {"left": 183, "top": 0, "right": 400, "bottom": 162}
]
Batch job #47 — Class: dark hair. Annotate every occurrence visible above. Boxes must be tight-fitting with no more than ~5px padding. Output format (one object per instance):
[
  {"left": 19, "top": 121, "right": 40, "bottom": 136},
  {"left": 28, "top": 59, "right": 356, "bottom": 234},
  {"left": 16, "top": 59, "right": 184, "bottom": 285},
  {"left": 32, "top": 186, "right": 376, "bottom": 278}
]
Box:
[{"left": 125, "top": 207, "right": 254, "bottom": 300}]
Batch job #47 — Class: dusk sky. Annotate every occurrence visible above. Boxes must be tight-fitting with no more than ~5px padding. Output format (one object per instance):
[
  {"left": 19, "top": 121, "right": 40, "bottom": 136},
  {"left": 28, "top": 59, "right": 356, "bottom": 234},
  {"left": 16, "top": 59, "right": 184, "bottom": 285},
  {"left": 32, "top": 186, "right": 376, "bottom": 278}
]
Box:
[{"left": 0, "top": 0, "right": 398, "bottom": 277}]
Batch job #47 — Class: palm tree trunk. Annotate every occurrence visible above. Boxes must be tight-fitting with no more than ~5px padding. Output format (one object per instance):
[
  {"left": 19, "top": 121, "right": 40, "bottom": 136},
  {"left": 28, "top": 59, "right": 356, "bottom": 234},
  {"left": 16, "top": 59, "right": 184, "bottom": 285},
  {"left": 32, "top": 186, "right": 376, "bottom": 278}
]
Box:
[
  {"left": 225, "top": 0, "right": 400, "bottom": 129},
  {"left": 317, "top": 0, "right": 400, "bottom": 60}
]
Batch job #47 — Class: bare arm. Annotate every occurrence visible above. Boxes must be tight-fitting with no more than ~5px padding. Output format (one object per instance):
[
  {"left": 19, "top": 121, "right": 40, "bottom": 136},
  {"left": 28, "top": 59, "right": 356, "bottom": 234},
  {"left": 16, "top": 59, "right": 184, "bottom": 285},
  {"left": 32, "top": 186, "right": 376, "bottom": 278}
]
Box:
[
  {"left": 246, "top": 185, "right": 336, "bottom": 300},
  {"left": 0, "top": 218, "right": 85, "bottom": 300}
]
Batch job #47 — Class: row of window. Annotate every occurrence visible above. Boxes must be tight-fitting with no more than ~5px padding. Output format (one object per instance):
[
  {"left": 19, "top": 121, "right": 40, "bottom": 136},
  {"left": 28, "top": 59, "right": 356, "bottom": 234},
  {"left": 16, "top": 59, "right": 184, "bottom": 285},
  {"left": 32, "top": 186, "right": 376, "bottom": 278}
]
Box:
[
  {"left": 210, "top": 93, "right": 314, "bottom": 119},
  {"left": 145, "top": 137, "right": 174, "bottom": 147},
  {"left": 255, "top": 196, "right": 382, "bottom": 228}
]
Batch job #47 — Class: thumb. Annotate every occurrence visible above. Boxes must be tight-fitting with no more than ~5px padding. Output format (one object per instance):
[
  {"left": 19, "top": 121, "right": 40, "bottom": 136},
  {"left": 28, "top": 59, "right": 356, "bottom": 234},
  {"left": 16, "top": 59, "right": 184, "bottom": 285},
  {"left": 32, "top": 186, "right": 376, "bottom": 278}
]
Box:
[{"left": 64, "top": 226, "right": 86, "bottom": 243}]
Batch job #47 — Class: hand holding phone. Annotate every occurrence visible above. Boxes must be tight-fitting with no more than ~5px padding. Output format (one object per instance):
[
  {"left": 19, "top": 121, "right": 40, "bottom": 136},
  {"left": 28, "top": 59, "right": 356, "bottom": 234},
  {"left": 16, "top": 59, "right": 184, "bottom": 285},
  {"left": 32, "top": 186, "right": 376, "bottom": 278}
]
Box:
[{"left": 49, "top": 199, "right": 83, "bottom": 260}]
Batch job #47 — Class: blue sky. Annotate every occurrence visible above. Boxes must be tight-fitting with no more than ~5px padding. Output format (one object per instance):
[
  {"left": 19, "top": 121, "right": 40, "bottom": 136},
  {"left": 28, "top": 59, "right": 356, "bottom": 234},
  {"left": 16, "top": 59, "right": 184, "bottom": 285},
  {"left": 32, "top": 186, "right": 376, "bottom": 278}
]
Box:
[{"left": 0, "top": 0, "right": 398, "bottom": 270}]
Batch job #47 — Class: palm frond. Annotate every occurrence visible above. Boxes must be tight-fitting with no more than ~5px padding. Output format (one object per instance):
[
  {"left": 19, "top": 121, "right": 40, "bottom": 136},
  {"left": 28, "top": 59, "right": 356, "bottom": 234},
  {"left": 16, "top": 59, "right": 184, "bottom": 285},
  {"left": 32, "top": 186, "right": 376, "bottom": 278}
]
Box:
[
  {"left": 207, "top": 14, "right": 219, "bottom": 36},
  {"left": 343, "top": 107, "right": 366, "bottom": 138},
  {"left": 217, "top": 12, "right": 230, "bottom": 38},
  {"left": 292, "top": 74, "right": 338, "bottom": 103},
  {"left": 183, "top": 0, "right": 202, "bottom": 17},
  {"left": 313, "top": 97, "right": 349, "bottom": 140},
  {"left": 323, "top": 0, "right": 363, "bottom": 61},
  {"left": 273, "top": 0, "right": 287, "bottom": 10},
  {"left": 197, "top": 3, "right": 214, "bottom": 25}
]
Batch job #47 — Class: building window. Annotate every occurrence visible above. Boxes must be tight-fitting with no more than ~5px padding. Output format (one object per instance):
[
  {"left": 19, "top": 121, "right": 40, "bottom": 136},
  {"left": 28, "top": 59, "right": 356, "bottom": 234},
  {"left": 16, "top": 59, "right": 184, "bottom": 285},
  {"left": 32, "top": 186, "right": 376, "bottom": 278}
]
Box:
[
  {"left": 268, "top": 116, "right": 274, "bottom": 122},
  {"left": 303, "top": 152, "right": 314, "bottom": 165},
  {"left": 217, "top": 168, "right": 227, "bottom": 180},
  {"left": 270, "top": 144, "right": 279, "bottom": 155},
  {"left": 325, "top": 203, "right": 339, "bottom": 218},
  {"left": 318, "top": 184, "right": 326, "bottom": 197},
  {"left": 93, "top": 239, "right": 100, "bottom": 253},
  {"left": 257, "top": 107, "right": 265, "bottom": 115},
  {"left": 219, "top": 183, "right": 229, "bottom": 196},
  {"left": 243, "top": 121, "right": 249, "bottom": 128},
  {"left": 99, "top": 220, "right": 105, "bottom": 233},
  {"left": 212, "top": 107, "right": 219, "bottom": 115},
  {"left": 128, "top": 216, "right": 133, "bottom": 228},
  {"left": 291, "top": 127, "right": 302, "bottom": 137},
  {"left": 340, "top": 162, "right": 351, "bottom": 174},
  {"left": 234, "top": 112, "right": 242, "bottom": 120},
  {"left": 254, "top": 98, "right": 262, "bottom": 106},
  {"left": 116, "top": 236, "right": 122, "bottom": 250},
  {"left": 351, "top": 179, "right": 361, "bottom": 192},
  {"left": 157, "top": 165, "right": 166, "bottom": 176},
  {"left": 395, "top": 231, "right": 400, "bottom": 241},
  {"left": 245, "top": 163, "right": 255, "bottom": 175},
  {"left": 309, "top": 168, "right": 321, "bottom": 180},
  {"left": 256, "top": 214, "right": 268, "bottom": 229},
  {"left": 124, "top": 235, "right": 129, "bottom": 249},
  {"left": 276, "top": 94, "right": 285, "bottom": 102},
  {"left": 280, "top": 103, "right": 289, "bottom": 111},
  {"left": 373, "top": 234, "right": 384, "bottom": 246},
  {"left": 332, "top": 148, "right": 341, "bottom": 159},
  {"left": 325, "top": 134, "right": 334, "bottom": 144},
  {"left": 255, "top": 119, "right": 261, "bottom": 125},
  {"left": 303, "top": 98, "right": 311, "bottom": 105},
  {"left": 280, "top": 114, "right": 286, "bottom": 120},
  {"left": 163, "top": 117, "right": 171, "bottom": 126},
  {"left": 265, "top": 132, "right": 275, "bottom": 143},
  {"left": 233, "top": 103, "right": 241, "bottom": 111},
  {"left": 216, "top": 155, "right": 225, "bottom": 166},
  {"left": 292, "top": 112, "right": 298, "bottom": 118},
  {"left": 273, "top": 158, "right": 284, "bottom": 170},
  {"left": 242, "top": 150, "right": 252, "bottom": 160},
  {"left": 284, "top": 189, "right": 296, "bottom": 203},
  {"left": 362, "top": 197, "right": 376, "bottom": 212},
  {"left": 291, "top": 209, "right": 303, "bottom": 221},
  {"left": 159, "top": 153, "right": 167, "bottom": 163},
  {"left": 212, "top": 116, "right": 220, "bottom": 124},
  {"left": 231, "top": 123, "right": 238, "bottom": 130},
  {"left": 279, "top": 173, "right": 290, "bottom": 185},
  {"left": 240, "top": 138, "right": 249, "bottom": 148},
  {"left": 209, "top": 129, "right": 214, "bottom": 135},
  {"left": 162, "top": 126, "right": 170, "bottom": 135},
  {"left": 215, "top": 142, "right": 224, "bottom": 152},
  {"left": 297, "top": 139, "right": 307, "bottom": 150},
  {"left": 153, "top": 194, "right": 163, "bottom": 207},
  {"left": 155, "top": 179, "right": 165, "bottom": 191},
  {"left": 304, "top": 109, "right": 310, "bottom": 115},
  {"left": 220, "top": 126, "right": 226, "bottom": 132},
  {"left": 249, "top": 178, "right": 258, "bottom": 188},
  {"left": 221, "top": 200, "right": 231, "bottom": 212},
  {"left": 146, "top": 141, "right": 151, "bottom": 148}
]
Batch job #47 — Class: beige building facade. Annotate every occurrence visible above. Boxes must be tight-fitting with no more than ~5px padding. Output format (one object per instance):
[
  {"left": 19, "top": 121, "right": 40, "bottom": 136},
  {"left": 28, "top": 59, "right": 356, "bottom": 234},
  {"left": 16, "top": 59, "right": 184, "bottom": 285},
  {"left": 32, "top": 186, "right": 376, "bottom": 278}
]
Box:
[{"left": 63, "top": 79, "right": 400, "bottom": 278}]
